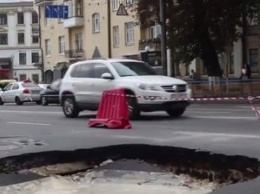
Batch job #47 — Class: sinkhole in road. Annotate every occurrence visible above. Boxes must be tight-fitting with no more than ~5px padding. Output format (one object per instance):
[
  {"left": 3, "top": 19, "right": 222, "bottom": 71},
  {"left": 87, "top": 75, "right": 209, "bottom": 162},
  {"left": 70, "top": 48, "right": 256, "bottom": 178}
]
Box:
[{"left": 0, "top": 144, "right": 259, "bottom": 194}]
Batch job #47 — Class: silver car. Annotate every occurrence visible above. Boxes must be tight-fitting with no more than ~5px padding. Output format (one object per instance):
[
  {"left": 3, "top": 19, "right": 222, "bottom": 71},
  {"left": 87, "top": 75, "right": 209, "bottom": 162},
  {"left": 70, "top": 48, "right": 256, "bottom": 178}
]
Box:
[{"left": 0, "top": 81, "right": 43, "bottom": 105}]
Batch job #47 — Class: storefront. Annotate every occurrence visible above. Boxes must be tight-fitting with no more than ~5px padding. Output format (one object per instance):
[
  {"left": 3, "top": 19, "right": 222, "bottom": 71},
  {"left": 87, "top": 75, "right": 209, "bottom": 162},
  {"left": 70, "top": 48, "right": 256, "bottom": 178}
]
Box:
[{"left": 0, "top": 57, "right": 12, "bottom": 80}]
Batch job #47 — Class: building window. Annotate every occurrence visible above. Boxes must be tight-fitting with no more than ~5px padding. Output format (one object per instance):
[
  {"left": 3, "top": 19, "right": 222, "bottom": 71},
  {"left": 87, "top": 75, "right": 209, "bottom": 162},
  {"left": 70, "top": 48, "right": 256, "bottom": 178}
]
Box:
[
  {"left": 113, "top": 26, "right": 119, "bottom": 48},
  {"left": 32, "top": 11, "right": 38, "bottom": 24},
  {"left": 18, "top": 33, "right": 25, "bottom": 44},
  {"left": 150, "top": 25, "right": 161, "bottom": 39},
  {"left": 31, "top": 52, "right": 39, "bottom": 63},
  {"left": 19, "top": 53, "right": 27, "bottom": 65},
  {"left": 126, "top": 0, "right": 135, "bottom": 5},
  {"left": 125, "top": 22, "right": 135, "bottom": 45},
  {"left": 112, "top": 0, "right": 120, "bottom": 10},
  {"left": 75, "top": 33, "right": 83, "bottom": 49},
  {"left": 0, "top": 14, "right": 7, "bottom": 25},
  {"left": 45, "top": 39, "right": 51, "bottom": 56},
  {"left": 19, "top": 74, "right": 26, "bottom": 81},
  {"left": 249, "top": 49, "right": 259, "bottom": 73},
  {"left": 76, "top": 0, "right": 83, "bottom": 16},
  {"left": 0, "top": 34, "right": 8, "bottom": 45},
  {"left": 32, "top": 37, "right": 39, "bottom": 44},
  {"left": 58, "top": 36, "right": 65, "bottom": 54},
  {"left": 92, "top": 13, "right": 100, "bottom": 33},
  {"left": 17, "top": 13, "right": 24, "bottom": 24},
  {"left": 32, "top": 74, "right": 39, "bottom": 83}
]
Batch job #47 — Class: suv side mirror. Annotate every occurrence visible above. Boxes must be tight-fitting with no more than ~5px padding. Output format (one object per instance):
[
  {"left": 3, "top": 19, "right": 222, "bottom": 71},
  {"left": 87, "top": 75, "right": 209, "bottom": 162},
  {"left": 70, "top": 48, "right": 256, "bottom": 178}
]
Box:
[
  {"left": 101, "top": 73, "right": 113, "bottom": 80},
  {"left": 47, "top": 85, "right": 51, "bottom": 89}
]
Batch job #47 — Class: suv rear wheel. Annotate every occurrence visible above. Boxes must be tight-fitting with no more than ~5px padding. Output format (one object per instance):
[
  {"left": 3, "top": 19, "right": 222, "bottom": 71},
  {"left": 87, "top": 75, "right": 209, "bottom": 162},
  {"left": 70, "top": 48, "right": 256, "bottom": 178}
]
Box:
[
  {"left": 62, "top": 95, "right": 79, "bottom": 118},
  {"left": 0, "top": 97, "right": 3, "bottom": 105},
  {"left": 166, "top": 108, "right": 186, "bottom": 118}
]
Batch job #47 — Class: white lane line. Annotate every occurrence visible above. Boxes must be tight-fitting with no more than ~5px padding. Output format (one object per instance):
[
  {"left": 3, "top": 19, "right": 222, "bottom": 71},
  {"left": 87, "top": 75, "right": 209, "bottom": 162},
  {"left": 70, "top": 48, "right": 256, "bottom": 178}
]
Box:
[
  {"left": 7, "top": 122, "right": 51, "bottom": 126},
  {"left": 191, "top": 116, "right": 256, "bottom": 120},
  {"left": 0, "top": 110, "right": 61, "bottom": 114},
  {"left": 174, "top": 131, "right": 260, "bottom": 139},
  {"left": 186, "top": 111, "right": 231, "bottom": 114},
  {"left": 188, "top": 108, "right": 251, "bottom": 112}
]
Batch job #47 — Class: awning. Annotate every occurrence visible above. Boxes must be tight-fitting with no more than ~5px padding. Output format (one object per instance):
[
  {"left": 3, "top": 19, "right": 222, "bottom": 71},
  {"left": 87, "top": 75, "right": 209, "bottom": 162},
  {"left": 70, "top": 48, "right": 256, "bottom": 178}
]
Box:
[{"left": 0, "top": 69, "right": 9, "bottom": 73}]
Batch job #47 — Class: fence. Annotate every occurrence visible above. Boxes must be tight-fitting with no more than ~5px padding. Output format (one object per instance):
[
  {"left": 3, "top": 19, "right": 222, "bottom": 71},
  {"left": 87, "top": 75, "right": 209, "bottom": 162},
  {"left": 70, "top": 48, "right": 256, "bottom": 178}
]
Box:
[{"left": 187, "top": 79, "right": 260, "bottom": 98}]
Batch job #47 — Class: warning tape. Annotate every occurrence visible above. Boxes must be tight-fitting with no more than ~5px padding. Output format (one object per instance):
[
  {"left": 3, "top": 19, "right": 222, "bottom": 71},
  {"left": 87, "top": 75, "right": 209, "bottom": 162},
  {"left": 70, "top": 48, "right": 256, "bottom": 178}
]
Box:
[
  {"left": 248, "top": 96, "right": 260, "bottom": 120},
  {"left": 41, "top": 93, "right": 252, "bottom": 101}
]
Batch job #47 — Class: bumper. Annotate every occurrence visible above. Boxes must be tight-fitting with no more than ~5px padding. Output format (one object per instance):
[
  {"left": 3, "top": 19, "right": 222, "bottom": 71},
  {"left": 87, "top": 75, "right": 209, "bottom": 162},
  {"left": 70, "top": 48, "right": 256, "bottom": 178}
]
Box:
[
  {"left": 136, "top": 89, "right": 192, "bottom": 104},
  {"left": 20, "top": 94, "right": 41, "bottom": 102},
  {"left": 139, "top": 100, "right": 190, "bottom": 112}
]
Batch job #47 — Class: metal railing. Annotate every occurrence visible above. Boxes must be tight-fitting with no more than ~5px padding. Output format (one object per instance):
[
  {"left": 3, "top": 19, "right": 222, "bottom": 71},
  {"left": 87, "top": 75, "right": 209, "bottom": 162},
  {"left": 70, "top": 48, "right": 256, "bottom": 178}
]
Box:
[{"left": 187, "top": 79, "right": 260, "bottom": 98}]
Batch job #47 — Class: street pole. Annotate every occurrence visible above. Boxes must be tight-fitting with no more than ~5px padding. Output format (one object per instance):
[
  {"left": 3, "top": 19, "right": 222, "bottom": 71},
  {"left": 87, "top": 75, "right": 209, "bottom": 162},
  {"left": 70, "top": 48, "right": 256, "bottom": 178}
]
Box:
[
  {"left": 107, "top": 0, "right": 112, "bottom": 58},
  {"left": 160, "top": 0, "right": 167, "bottom": 76}
]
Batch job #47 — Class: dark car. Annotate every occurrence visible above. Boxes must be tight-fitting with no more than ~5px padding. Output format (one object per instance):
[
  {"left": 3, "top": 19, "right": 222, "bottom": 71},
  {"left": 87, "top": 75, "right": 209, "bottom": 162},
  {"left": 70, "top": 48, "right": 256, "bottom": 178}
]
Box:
[{"left": 40, "top": 79, "right": 61, "bottom": 106}]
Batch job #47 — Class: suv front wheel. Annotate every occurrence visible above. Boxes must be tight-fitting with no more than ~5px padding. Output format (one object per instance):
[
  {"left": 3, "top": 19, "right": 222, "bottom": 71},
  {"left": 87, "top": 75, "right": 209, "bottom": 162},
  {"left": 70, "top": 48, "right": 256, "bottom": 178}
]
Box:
[
  {"left": 62, "top": 96, "right": 79, "bottom": 118},
  {"left": 166, "top": 108, "right": 186, "bottom": 118}
]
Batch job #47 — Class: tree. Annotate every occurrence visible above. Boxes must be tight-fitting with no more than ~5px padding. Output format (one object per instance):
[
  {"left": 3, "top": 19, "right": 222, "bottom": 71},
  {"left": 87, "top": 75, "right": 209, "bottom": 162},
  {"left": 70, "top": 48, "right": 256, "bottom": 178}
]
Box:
[{"left": 135, "top": 0, "right": 260, "bottom": 77}]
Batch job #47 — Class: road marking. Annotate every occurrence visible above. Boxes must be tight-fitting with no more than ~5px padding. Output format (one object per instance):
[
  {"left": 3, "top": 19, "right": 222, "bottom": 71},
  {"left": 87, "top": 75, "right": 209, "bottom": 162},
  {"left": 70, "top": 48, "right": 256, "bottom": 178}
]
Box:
[
  {"left": 7, "top": 122, "right": 51, "bottom": 126},
  {"left": 187, "top": 111, "right": 231, "bottom": 114},
  {"left": 188, "top": 108, "right": 251, "bottom": 112},
  {"left": 191, "top": 116, "right": 256, "bottom": 120},
  {"left": 174, "top": 131, "right": 260, "bottom": 139},
  {"left": 0, "top": 110, "right": 61, "bottom": 114}
]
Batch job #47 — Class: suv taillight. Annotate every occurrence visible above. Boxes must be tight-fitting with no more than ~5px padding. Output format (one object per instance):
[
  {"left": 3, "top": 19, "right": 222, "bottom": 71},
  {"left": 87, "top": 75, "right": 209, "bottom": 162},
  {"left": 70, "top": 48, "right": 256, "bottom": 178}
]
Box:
[{"left": 23, "top": 88, "right": 30, "bottom": 94}]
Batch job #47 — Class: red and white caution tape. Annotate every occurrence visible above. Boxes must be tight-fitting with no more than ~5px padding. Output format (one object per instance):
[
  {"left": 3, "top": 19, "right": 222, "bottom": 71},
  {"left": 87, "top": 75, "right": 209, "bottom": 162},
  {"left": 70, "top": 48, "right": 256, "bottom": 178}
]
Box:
[{"left": 248, "top": 96, "right": 260, "bottom": 120}]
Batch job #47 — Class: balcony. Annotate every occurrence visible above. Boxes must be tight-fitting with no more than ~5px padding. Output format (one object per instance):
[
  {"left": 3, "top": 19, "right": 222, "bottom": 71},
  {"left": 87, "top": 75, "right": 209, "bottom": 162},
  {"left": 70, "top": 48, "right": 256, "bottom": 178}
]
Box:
[
  {"left": 34, "top": 0, "right": 52, "bottom": 5},
  {"left": 63, "top": 16, "right": 84, "bottom": 28},
  {"left": 65, "top": 49, "right": 85, "bottom": 59},
  {"left": 139, "top": 38, "right": 161, "bottom": 51}
]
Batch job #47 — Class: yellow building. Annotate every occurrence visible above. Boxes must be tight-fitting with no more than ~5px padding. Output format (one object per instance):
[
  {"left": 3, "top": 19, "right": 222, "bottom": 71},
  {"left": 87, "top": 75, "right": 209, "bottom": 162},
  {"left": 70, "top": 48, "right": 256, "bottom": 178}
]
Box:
[{"left": 35, "top": 0, "right": 147, "bottom": 82}]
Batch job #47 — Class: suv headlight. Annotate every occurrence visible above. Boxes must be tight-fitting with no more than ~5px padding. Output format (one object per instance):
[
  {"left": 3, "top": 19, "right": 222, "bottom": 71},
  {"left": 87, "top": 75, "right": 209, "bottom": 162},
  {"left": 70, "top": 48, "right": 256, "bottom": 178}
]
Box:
[{"left": 138, "top": 83, "right": 161, "bottom": 91}]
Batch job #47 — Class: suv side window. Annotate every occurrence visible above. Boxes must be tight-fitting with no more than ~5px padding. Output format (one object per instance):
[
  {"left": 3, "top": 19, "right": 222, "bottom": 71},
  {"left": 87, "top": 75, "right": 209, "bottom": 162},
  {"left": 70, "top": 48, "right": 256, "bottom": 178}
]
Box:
[
  {"left": 93, "top": 63, "right": 111, "bottom": 78},
  {"left": 71, "top": 63, "right": 94, "bottom": 78},
  {"left": 12, "top": 83, "right": 19, "bottom": 90}
]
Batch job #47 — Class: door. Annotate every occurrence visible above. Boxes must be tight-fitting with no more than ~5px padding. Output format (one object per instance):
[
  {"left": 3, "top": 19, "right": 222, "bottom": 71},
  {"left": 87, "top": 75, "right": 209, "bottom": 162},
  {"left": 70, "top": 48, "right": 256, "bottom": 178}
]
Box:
[
  {"left": 10, "top": 83, "right": 19, "bottom": 102},
  {"left": 71, "top": 63, "right": 96, "bottom": 104},
  {"left": 1, "top": 83, "right": 13, "bottom": 102},
  {"left": 91, "top": 63, "right": 116, "bottom": 103},
  {"left": 47, "top": 79, "right": 61, "bottom": 103}
]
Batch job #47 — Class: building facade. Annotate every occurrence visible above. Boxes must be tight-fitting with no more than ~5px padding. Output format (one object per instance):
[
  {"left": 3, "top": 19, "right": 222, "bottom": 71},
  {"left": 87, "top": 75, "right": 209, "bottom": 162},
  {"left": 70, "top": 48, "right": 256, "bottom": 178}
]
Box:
[
  {"left": 35, "top": 0, "right": 260, "bottom": 82},
  {"left": 0, "top": 0, "right": 42, "bottom": 83}
]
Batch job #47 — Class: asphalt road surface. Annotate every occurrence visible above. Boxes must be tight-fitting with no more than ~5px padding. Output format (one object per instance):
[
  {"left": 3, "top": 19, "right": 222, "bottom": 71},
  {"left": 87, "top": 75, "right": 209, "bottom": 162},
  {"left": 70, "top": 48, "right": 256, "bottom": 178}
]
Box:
[
  {"left": 0, "top": 102, "right": 259, "bottom": 158},
  {"left": 1, "top": 102, "right": 260, "bottom": 193}
]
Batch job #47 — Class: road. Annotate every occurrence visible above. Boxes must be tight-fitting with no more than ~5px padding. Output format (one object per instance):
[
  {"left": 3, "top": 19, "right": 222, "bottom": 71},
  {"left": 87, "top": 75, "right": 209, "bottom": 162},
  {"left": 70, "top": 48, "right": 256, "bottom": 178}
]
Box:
[
  {"left": 0, "top": 102, "right": 259, "bottom": 158},
  {"left": 0, "top": 102, "right": 260, "bottom": 193}
]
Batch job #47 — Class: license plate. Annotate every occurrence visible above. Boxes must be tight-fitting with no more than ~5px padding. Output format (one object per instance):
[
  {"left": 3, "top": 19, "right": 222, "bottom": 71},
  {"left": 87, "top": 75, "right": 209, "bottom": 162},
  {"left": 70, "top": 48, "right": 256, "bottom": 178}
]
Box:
[{"left": 171, "top": 93, "right": 187, "bottom": 100}]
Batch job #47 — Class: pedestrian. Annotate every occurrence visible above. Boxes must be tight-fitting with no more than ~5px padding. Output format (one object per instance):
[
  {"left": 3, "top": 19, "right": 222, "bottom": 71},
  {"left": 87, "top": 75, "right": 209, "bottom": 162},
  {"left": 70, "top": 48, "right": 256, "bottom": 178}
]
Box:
[{"left": 240, "top": 64, "right": 252, "bottom": 95}]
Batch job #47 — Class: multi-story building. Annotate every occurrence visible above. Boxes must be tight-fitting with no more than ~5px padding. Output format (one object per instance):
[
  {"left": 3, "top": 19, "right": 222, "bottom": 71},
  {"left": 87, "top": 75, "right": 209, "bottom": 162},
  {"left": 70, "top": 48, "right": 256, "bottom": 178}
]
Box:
[
  {"left": 35, "top": 0, "right": 260, "bottom": 82},
  {"left": 0, "top": 0, "right": 42, "bottom": 83}
]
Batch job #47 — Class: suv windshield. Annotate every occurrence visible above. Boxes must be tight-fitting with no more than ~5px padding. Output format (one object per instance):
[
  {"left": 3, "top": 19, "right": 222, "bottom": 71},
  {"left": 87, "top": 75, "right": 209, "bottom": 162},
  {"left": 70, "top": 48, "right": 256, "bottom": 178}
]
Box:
[{"left": 111, "top": 61, "right": 157, "bottom": 77}]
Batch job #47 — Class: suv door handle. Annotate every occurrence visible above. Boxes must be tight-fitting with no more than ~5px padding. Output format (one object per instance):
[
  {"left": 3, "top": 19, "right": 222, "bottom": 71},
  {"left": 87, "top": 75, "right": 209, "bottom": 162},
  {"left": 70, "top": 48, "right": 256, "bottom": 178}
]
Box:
[{"left": 90, "top": 83, "right": 95, "bottom": 86}]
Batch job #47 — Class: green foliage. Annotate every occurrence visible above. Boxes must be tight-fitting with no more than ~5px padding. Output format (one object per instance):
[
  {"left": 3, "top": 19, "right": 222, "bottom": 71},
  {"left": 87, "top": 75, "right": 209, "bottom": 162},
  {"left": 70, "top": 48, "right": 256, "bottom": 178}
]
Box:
[{"left": 136, "top": 0, "right": 260, "bottom": 65}]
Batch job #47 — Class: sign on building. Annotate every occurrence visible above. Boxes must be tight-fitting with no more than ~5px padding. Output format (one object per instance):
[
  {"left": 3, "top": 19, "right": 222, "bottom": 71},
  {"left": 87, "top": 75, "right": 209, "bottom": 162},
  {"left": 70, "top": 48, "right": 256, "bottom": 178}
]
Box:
[{"left": 45, "top": 5, "right": 69, "bottom": 19}]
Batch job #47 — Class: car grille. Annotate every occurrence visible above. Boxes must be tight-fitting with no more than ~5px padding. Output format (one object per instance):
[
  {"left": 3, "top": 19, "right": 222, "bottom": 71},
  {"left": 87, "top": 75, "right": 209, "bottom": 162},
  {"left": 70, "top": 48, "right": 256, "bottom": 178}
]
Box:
[{"left": 161, "top": 84, "right": 187, "bottom": 93}]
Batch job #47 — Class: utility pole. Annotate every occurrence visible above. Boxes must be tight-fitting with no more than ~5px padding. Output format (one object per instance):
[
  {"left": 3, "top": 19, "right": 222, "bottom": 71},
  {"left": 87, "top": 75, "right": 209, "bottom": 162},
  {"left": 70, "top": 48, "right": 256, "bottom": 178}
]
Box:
[
  {"left": 160, "top": 0, "right": 167, "bottom": 75},
  {"left": 107, "top": 0, "right": 112, "bottom": 58}
]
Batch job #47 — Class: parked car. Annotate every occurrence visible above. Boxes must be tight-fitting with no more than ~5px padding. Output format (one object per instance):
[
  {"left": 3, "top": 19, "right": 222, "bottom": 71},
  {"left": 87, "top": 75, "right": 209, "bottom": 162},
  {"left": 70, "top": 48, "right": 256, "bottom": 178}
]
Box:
[
  {"left": 59, "top": 59, "right": 192, "bottom": 119},
  {"left": 0, "top": 80, "right": 43, "bottom": 105},
  {"left": 40, "top": 79, "right": 61, "bottom": 106},
  {"left": 38, "top": 84, "right": 50, "bottom": 89}
]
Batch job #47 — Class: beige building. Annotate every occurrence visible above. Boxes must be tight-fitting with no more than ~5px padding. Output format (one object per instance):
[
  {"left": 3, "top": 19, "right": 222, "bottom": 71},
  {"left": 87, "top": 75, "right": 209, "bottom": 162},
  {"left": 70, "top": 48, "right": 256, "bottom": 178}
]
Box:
[{"left": 35, "top": 0, "right": 260, "bottom": 83}]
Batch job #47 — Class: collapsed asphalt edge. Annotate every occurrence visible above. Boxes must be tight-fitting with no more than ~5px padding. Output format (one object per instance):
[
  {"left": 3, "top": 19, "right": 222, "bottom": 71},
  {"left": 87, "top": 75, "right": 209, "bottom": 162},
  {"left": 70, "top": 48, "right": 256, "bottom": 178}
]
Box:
[{"left": 0, "top": 144, "right": 259, "bottom": 184}]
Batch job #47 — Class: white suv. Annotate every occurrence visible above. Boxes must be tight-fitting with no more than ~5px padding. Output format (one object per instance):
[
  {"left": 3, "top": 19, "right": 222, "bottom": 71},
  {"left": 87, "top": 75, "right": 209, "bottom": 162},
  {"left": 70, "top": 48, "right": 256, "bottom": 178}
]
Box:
[{"left": 60, "top": 59, "right": 192, "bottom": 119}]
